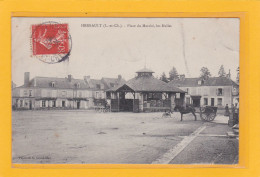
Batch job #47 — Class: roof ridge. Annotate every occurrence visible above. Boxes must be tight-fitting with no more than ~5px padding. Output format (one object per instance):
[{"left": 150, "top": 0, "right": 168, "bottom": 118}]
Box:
[{"left": 102, "top": 77, "right": 118, "bottom": 79}]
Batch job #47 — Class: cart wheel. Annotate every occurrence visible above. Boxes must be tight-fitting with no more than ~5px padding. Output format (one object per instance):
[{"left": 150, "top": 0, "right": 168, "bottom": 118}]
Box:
[
  {"left": 200, "top": 107, "right": 206, "bottom": 113},
  {"left": 208, "top": 113, "right": 216, "bottom": 121},
  {"left": 200, "top": 113, "right": 208, "bottom": 121}
]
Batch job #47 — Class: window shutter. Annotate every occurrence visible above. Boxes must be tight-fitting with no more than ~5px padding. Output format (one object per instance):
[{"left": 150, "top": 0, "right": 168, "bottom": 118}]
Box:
[{"left": 216, "top": 89, "right": 218, "bottom": 96}]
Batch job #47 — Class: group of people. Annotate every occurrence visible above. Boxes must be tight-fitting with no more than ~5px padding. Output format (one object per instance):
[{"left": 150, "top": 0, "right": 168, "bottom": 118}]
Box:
[{"left": 225, "top": 103, "right": 239, "bottom": 125}]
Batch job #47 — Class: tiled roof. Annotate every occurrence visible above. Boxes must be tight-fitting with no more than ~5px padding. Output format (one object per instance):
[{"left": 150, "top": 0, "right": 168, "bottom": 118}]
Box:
[
  {"left": 168, "top": 77, "right": 238, "bottom": 87},
  {"left": 88, "top": 79, "right": 104, "bottom": 89},
  {"left": 101, "top": 77, "right": 126, "bottom": 90},
  {"left": 19, "top": 76, "right": 91, "bottom": 89},
  {"left": 107, "top": 75, "right": 185, "bottom": 93},
  {"left": 17, "top": 75, "right": 125, "bottom": 91}
]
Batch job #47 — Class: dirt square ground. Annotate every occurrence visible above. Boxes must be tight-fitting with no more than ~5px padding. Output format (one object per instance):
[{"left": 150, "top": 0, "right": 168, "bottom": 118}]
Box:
[{"left": 12, "top": 110, "right": 237, "bottom": 164}]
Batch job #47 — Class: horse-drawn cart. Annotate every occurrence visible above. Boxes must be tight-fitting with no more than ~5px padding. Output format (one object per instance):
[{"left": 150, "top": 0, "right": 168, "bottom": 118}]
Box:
[{"left": 200, "top": 106, "right": 218, "bottom": 122}]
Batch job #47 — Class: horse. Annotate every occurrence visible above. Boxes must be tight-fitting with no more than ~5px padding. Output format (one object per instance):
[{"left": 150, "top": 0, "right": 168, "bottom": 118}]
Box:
[{"left": 174, "top": 105, "right": 197, "bottom": 121}]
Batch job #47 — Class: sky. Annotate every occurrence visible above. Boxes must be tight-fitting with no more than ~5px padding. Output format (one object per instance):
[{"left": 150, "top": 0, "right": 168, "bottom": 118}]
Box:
[{"left": 12, "top": 17, "right": 240, "bottom": 86}]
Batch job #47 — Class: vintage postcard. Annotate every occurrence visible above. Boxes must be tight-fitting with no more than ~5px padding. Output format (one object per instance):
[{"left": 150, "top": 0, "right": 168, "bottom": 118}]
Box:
[{"left": 11, "top": 17, "right": 240, "bottom": 164}]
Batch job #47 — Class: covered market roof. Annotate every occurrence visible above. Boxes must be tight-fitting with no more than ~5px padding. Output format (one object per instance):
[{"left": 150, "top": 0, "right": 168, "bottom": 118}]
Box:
[
  {"left": 136, "top": 68, "right": 155, "bottom": 73},
  {"left": 107, "top": 68, "right": 185, "bottom": 93}
]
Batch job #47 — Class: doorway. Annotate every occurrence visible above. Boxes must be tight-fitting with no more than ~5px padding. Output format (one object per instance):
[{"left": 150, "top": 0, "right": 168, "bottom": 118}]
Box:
[
  {"left": 77, "top": 101, "right": 80, "bottom": 109},
  {"left": 193, "top": 98, "right": 201, "bottom": 107},
  {"left": 191, "top": 96, "right": 201, "bottom": 107},
  {"left": 211, "top": 98, "right": 215, "bottom": 106}
]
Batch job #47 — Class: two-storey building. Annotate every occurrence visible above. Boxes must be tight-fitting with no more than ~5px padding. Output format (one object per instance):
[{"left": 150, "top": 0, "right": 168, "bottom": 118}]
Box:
[
  {"left": 12, "top": 72, "right": 125, "bottom": 110},
  {"left": 168, "top": 75, "right": 239, "bottom": 108},
  {"left": 12, "top": 73, "right": 92, "bottom": 110}
]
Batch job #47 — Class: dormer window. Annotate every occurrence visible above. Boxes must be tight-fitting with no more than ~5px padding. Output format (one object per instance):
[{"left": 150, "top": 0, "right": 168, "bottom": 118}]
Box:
[
  {"left": 110, "top": 83, "right": 115, "bottom": 87},
  {"left": 51, "top": 82, "right": 55, "bottom": 87},
  {"left": 96, "top": 84, "right": 101, "bottom": 89}
]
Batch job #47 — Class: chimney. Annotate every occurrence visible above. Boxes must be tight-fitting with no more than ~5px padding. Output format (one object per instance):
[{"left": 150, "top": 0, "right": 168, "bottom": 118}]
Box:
[
  {"left": 24, "top": 72, "right": 30, "bottom": 86},
  {"left": 68, "top": 74, "right": 72, "bottom": 82},
  {"left": 118, "top": 74, "right": 122, "bottom": 80},
  {"left": 180, "top": 74, "right": 185, "bottom": 81},
  {"left": 227, "top": 69, "right": 231, "bottom": 79}
]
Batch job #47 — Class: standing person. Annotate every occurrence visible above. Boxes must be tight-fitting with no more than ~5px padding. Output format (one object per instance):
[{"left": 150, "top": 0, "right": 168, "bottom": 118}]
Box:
[
  {"left": 104, "top": 100, "right": 108, "bottom": 108},
  {"left": 234, "top": 101, "right": 239, "bottom": 124},
  {"left": 224, "top": 104, "right": 230, "bottom": 116}
]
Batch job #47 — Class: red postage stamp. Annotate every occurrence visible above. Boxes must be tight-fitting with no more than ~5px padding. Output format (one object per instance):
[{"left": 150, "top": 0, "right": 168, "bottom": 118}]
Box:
[{"left": 32, "top": 23, "right": 70, "bottom": 56}]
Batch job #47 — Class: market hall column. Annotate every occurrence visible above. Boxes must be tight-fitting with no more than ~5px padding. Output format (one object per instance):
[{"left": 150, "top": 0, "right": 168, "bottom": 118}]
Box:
[
  {"left": 170, "top": 93, "right": 176, "bottom": 111},
  {"left": 139, "top": 93, "right": 144, "bottom": 112}
]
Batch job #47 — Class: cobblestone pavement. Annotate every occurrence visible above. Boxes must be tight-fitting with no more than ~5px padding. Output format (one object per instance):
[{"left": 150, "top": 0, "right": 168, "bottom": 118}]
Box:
[{"left": 12, "top": 110, "right": 238, "bottom": 164}]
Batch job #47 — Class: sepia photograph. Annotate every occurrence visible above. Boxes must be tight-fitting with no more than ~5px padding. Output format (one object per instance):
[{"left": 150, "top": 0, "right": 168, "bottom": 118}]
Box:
[{"left": 11, "top": 17, "right": 239, "bottom": 164}]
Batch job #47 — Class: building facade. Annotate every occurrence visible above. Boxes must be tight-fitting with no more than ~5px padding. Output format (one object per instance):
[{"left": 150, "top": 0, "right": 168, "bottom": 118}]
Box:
[
  {"left": 168, "top": 75, "right": 239, "bottom": 108},
  {"left": 12, "top": 72, "right": 124, "bottom": 110}
]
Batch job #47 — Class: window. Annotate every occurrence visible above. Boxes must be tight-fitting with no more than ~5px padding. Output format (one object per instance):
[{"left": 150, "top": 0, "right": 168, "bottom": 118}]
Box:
[
  {"left": 23, "top": 90, "right": 28, "bottom": 96},
  {"left": 52, "top": 90, "right": 57, "bottom": 97},
  {"left": 79, "top": 91, "right": 82, "bottom": 97},
  {"left": 204, "top": 98, "right": 208, "bottom": 105},
  {"left": 53, "top": 101, "right": 56, "bottom": 107},
  {"left": 61, "top": 91, "right": 66, "bottom": 97},
  {"left": 77, "top": 83, "right": 80, "bottom": 88},
  {"left": 217, "top": 88, "right": 223, "bottom": 96},
  {"left": 217, "top": 98, "right": 223, "bottom": 106},
  {"left": 20, "top": 100, "right": 23, "bottom": 107},
  {"left": 51, "top": 82, "right": 55, "bottom": 87},
  {"left": 176, "top": 93, "right": 180, "bottom": 99},
  {"left": 42, "top": 100, "right": 46, "bottom": 107},
  {"left": 29, "top": 90, "right": 32, "bottom": 97},
  {"left": 96, "top": 84, "right": 101, "bottom": 89},
  {"left": 96, "top": 92, "right": 100, "bottom": 98}
]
